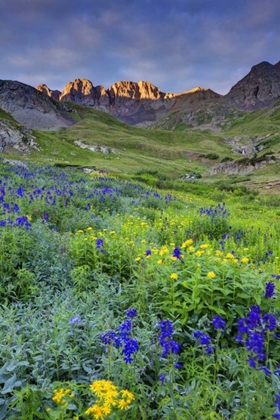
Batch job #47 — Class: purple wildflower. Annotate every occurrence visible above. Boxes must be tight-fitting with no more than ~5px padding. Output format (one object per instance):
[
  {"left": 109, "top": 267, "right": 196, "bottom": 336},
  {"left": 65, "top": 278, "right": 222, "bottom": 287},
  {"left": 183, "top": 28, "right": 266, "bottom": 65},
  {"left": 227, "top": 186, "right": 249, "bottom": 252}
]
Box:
[
  {"left": 69, "top": 315, "right": 81, "bottom": 325},
  {"left": 265, "top": 282, "right": 275, "bottom": 298},
  {"left": 212, "top": 315, "right": 226, "bottom": 330},
  {"left": 158, "top": 319, "right": 180, "bottom": 357},
  {"left": 159, "top": 374, "right": 167, "bottom": 384},
  {"left": 122, "top": 338, "right": 139, "bottom": 363},
  {"left": 126, "top": 308, "right": 137, "bottom": 318},
  {"left": 119, "top": 319, "right": 132, "bottom": 340},
  {"left": 173, "top": 247, "right": 181, "bottom": 259}
]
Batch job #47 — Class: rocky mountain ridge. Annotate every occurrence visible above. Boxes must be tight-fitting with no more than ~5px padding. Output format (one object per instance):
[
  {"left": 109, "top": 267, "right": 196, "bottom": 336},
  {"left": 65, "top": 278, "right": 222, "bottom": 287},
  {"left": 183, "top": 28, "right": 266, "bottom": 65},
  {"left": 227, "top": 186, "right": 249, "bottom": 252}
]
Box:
[
  {"left": 35, "top": 60, "right": 280, "bottom": 124},
  {"left": 0, "top": 80, "right": 75, "bottom": 130},
  {"left": 225, "top": 61, "right": 280, "bottom": 109}
]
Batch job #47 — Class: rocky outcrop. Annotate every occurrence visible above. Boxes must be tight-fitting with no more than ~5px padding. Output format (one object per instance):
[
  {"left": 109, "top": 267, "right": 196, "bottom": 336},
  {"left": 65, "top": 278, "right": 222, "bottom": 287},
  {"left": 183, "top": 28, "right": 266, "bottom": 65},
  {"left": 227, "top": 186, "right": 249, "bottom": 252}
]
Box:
[
  {"left": 54, "top": 78, "right": 177, "bottom": 124},
  {"left": 36, "top": 84, "right": 61, "bottom": 100},
  {"left": 225, "top": 61, "right": 280, "bottom": 109},
  {"left": 0, "top": 119, "right": 40, "bottom": 154},
  {"left": 0, "top": 80, "right": 74, "bottom": 130}
]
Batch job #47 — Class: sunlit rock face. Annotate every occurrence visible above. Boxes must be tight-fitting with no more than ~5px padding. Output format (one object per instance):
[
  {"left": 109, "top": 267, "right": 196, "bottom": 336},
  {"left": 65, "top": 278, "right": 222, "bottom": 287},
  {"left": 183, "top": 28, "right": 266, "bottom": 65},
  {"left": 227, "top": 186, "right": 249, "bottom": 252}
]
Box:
[{"left": 36, "top": 84, "right": 61, "bottom": 101}]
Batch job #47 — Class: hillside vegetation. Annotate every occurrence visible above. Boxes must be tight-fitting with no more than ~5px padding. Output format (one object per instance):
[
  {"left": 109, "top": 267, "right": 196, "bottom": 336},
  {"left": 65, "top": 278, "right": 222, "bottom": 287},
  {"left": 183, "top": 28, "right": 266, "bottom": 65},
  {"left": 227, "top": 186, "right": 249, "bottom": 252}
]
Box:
[{"left": 0, "top": 98, "right": 280, "bottom": 194}]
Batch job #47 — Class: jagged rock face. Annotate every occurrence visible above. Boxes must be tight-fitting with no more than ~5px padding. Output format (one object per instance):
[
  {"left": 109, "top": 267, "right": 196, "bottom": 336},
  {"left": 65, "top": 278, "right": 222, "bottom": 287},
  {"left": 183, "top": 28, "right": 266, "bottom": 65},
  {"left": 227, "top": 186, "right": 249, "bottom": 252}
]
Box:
[
  {"left": 0, "top": 80, "right": 74, "bottom": 130},
  {"left": 36, "top": 84, "right": 61, "bottom": 101},
  {"left": 107, "top": 80, "right": 174, "bottom": 117},
  {"left": 225, "top": 61, "right": 280, "bottom": 109},
  {"left": 56, "top": 79, "right": 177, "bottom": 123},
  {"left": 59, "top": 78, "right": 103, "bottom": 106}
]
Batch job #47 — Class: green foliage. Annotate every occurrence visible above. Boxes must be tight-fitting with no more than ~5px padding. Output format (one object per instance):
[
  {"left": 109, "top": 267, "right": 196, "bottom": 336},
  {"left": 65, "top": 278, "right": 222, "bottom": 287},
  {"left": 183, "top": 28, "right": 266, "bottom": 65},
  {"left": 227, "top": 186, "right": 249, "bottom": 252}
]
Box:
[{"left": 1, "top": 163, "right": 280, "bottom": 419}]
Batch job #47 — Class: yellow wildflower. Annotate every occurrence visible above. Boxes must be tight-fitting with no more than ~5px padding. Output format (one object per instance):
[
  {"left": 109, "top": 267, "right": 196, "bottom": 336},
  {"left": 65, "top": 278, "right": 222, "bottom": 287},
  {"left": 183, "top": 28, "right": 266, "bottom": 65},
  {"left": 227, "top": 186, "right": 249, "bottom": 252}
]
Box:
[
  {"left": 87, "top": 227, "right": 93, "bottom": 231},
  {"left": 170, "top": 273, "right": 178, "bottom": 280},
  {"left": 200, "top": 244, "right": 209, "bottom": 249},
  {"left": 215, "top": 250, "right": 223, "bottom": 257},
  {"left": 171, "top": 256, "right": 177, "bottom": 262},
  {"left": 118, "top": 399, "right": 131, "bottom": 410},
  {"left": 195, "top": 250, "right": 203, "bottom": 257},
  {"left": 85, "top": 404, "right": 105, "bottom": 419},
  {"left": 182, "top": 239, "right": 193, "bottom": 248},
  {"left": 110, "top": 231, "right": 115, "bottom": 235},
  {"left": 241, "top": 257, "right": 249, "bottom": 263},
  {"left": 157, "top": 259, "right": 163, "bottom": 264},
  {"left": 225, "top": 253, "right": 234, "bottom": 259},
  {"left": 207, "top": 271, "right": 216, "bottom": 279},
  {"left": 52, "top": 388, "right": 71, "bottom": 405},
  {"left": 121, "top": 390, "right": 135, "bottom": 401},
  {"left": 135, "top": 257, "right": 141, "bottom": 262}
]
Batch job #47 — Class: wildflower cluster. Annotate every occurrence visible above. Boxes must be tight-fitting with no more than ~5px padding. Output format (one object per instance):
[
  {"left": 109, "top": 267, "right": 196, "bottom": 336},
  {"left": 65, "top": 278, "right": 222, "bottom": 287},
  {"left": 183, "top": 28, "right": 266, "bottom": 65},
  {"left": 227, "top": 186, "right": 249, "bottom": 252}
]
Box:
[
  {"left": 273, "top": 392, "right": 280, "bottom": 419},
  {"left": 158, "top": 320, "right": 180, "bottom": 357},
  {"left": 265, "top": 281, "right": 275, "bottom": 298},
  {"left": 86, "top": 379, "right": 134, "bottom": 419},
  {"left": 236, "top": 305, "right": 277, "bottom": 372},
  {"left": 101, "top": 309, "right": 139, "bottom": 363},
  {"left": 199, "top": 202, "right": 229, "bottom": 218},
  {"left": 52, "top": 387, "right": 74, "bottom": 409},
  {"left": 193, "top": 331, "right": 214, "bottom": 354},
  {"left": 193, "top": 315, "right": 226, "bottom": 354}
]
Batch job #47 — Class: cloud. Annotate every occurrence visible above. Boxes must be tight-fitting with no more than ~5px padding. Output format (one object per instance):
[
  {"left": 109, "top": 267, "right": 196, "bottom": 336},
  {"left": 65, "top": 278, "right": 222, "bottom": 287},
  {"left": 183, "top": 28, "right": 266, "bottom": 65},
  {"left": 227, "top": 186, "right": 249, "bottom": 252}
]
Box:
[{"left": 0, "top": 0, "right": 280, "bottom": 94}]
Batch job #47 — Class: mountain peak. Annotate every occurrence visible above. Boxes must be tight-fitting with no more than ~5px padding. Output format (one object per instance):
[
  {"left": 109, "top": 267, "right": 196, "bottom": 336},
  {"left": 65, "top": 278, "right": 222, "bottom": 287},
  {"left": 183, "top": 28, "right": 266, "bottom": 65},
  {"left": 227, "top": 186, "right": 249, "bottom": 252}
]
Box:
[
  {"left": 251, "top": 61, "right": 273, "bottom": 72},
  {"left": 225, "top": 59, "right": 280, "bottom": 109}
]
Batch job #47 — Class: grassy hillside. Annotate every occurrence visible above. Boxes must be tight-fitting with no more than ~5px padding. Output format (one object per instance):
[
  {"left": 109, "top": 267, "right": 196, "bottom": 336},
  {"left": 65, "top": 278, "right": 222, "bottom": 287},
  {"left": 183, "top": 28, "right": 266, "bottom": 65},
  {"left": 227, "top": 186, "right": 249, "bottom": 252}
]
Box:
[
  {"left": 0, "top": 103, "right": 236, "bottom": 178},
  {"left": 1, "top": 99, "right": 280, "bottom": 194}
]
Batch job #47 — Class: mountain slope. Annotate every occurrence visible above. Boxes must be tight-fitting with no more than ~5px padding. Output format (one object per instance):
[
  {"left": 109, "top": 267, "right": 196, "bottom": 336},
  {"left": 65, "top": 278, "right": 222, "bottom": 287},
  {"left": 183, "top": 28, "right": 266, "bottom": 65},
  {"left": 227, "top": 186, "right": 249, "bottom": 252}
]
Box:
[
  {"left": 0, "top": 80, "right": 75, "bottom": 130},
  {"left": 225, "top": 61, "right": 280, "bottom": 109}
]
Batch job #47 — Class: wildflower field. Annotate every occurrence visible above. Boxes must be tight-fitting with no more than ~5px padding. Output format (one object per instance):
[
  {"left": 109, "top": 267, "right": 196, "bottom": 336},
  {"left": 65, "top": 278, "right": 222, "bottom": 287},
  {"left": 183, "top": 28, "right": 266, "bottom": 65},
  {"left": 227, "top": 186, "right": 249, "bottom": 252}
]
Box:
[{"left": 1, "top": 162, "right": 280, "bottom": 419}]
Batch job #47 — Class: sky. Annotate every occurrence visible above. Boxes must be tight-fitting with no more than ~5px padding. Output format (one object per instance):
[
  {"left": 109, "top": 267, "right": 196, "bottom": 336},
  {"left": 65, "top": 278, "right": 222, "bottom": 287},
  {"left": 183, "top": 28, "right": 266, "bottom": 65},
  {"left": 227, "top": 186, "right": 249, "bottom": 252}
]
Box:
[{"left": 1, "top": 0, "right": 280, "bottom": 95}]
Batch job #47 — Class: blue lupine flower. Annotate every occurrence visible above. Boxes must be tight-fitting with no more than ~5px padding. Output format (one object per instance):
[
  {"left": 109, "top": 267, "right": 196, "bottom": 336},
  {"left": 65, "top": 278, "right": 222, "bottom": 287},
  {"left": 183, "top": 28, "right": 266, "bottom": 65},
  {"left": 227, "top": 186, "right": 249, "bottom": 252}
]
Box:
[
  {"left": 13, "top": 204, "right": 20, "bottom": 213},
  {"left": 119, "top": 319, "right": 132, "bottom": 340},
  {"left": 262, "top": 313, "right": 277, "bottom": 331},
  {"left": 161, "top": 340, "right": 180, "bottom": 357},
  {"left": 259, "top": 365, "right": 271, "bottom": 375},
  {"left": 265, "top": 282, "right": 275, "bottom": 298},
  {"left": 96, "top": 238, "right": 104, "bottom": 253},
  {"left": 193, "top": 331, "right": 211, "bottom": 346},
  {"left": 146, "top": 249, "right": 152, "bottom": 257},
  {"left": 174, "top": 362, "right": 183, "bottom": 369},
  {"left": 122, "top": 338, "right": 139, "bottom": 363},
  {"left": 247, "top": 357, "right": 257, "bottom": 369},
  {"left": 69, "top": 315, "right": 81, "bottom": 325},
  {"left": 273, "top": 393, "right": 280, "bottom": 419},
  {"left": 126, "top": 308, "right": 137, "bottom": 318},
  {"left": 159, "top": 374, "right": 167, "bottom": 384},
  {"left": 101, "top": 330, "right": 122, "bottom": 347},
  {"left": 159, "top": 320, "right": 173, "bottom": 341},
  {"left": 274, "top": 364, "right": 280, "bottom": 375},
  {"left": 212, "top": 315, "right": 226, "bottom": 330},
  {"left": 173, "top": 247, "right": 181, "bottom": 259},
  {"left": 158, "top": 319, "right": 180, "bottom": 357}
]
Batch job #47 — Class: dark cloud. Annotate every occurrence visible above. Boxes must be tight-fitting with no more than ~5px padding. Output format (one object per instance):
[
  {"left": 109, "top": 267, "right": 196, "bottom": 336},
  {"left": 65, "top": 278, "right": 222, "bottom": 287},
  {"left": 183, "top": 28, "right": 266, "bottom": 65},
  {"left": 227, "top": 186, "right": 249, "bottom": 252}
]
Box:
[{"left": 0, "top": 0, "right": 279, "bottom": 94}]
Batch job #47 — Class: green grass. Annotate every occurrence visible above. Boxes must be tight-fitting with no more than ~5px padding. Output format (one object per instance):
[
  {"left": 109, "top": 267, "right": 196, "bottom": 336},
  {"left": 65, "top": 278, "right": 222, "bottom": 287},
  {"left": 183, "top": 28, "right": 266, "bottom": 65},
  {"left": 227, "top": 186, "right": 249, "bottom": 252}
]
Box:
[{"left": 1, "top": 99, "right": 280, "bottom": 194}]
